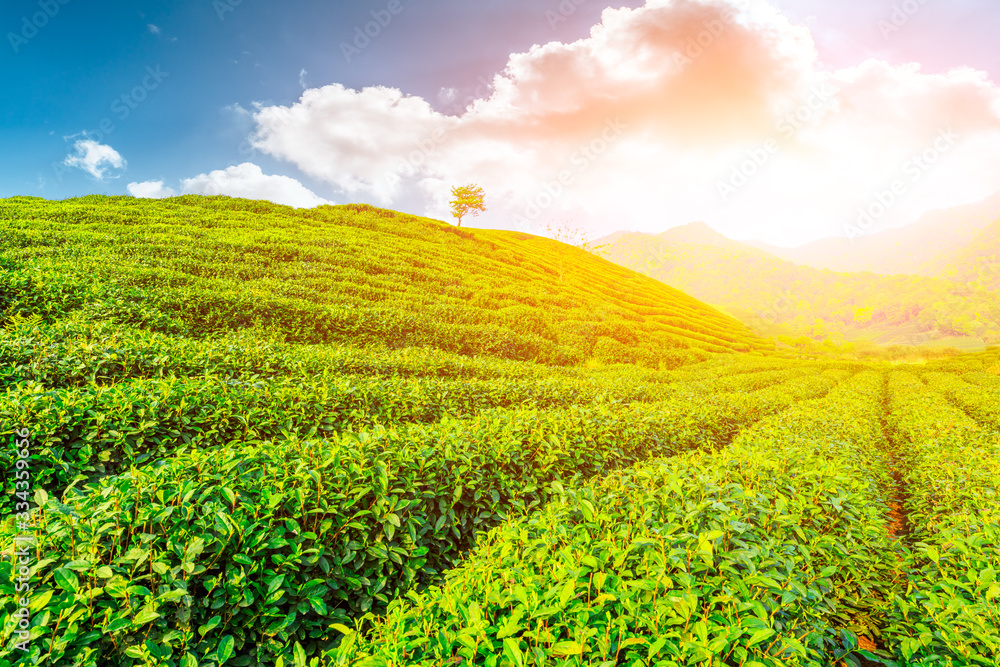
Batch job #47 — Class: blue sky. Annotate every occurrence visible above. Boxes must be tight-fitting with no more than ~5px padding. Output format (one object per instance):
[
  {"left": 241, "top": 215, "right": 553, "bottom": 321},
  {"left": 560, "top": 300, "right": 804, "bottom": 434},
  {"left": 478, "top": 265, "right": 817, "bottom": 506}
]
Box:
[
  {"left": 1, "top": 0, "right": 643, "bottom": 199},
  {"left": 4, "top": 0, "right": 1000, "bottom": 244}
]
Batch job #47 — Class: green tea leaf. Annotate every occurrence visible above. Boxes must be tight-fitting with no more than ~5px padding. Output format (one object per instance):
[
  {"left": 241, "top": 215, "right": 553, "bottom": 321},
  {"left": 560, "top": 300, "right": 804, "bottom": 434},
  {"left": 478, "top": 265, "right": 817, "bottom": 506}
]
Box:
[
  {"left": 199, "top": 615, "right": 222, "bottom": 636},
  {"left": 551, "top": 641, "right": 583, "bottom": 656},
  {"left": 53, "top": 568, "right": 79, "bottom": 592},
  {"left": 133, "top": 608, "right": 160, "bottom": 626},
  {"left": 217, "top": 636, "right": 235, "bottom": 664}
]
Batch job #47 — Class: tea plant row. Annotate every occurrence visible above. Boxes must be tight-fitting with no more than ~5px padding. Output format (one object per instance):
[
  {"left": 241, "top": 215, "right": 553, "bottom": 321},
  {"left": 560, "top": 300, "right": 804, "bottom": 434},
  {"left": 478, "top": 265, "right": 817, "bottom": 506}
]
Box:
[
  {"left": 876, "top": 372, "right": 1000, "bottom": 664},
  {"left": 0, "top": 368, "right": 855, "bottom": 666},
  {"left": 334, "top": 371, "right": 901, "bottom": 665}
]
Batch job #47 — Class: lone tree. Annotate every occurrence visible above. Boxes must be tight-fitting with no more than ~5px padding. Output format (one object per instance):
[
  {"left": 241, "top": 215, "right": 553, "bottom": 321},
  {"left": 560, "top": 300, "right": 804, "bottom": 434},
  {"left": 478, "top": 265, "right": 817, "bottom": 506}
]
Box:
[{"left": 449, "top": 184, "right": 486, "bottom": 227}]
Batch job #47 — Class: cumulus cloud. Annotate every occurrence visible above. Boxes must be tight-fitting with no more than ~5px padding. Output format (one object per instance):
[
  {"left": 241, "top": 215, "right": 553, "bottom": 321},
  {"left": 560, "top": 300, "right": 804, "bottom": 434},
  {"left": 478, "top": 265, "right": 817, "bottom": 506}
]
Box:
[
  {"left": 127, "top": 180, "right": 176, "bottom": 198},
  {"left": 181, "top": 163, "right": 331, "bottom": 207},
  {"left": 126, "top": 164, "right": 330, "bottom": 208},
  {"left": 252, "top": 85, "right": 455, "bottom": 203},
  {"left": 247, "top": 0, "right": 1000, "bottom": 244},
  {"left": 63, "top": 138, "right": 127, "bottom": 180}
]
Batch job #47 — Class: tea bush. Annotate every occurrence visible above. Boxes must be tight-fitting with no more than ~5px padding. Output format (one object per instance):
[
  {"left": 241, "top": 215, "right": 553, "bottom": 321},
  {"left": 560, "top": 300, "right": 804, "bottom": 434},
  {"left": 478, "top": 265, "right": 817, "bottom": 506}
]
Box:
[
  {"left": 0, "top": 197, "right": 771, "bottom": 363},
  {"left": 3, "top": 196, "right": 1000, "bottom": 667},
  {"left": 336, "top": 372, "right": 902, "bottom": 666},
  {"left": 877, "top": 373, "right": 1000, "bottom": 664},
  {"left": 0, "top": 381, "right": 811, "bottom": 667},
  {"left": 922, "top": 371, "right": 1000, "bottom": 430}
]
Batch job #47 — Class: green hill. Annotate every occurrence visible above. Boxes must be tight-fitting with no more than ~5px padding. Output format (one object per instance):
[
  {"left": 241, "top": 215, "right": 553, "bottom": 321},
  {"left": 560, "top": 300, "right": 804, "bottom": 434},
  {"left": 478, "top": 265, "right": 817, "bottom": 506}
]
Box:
[
  {"left": 2, "top": 196, "right": 1000, "bottom": 667},
  {"left": 0, "top": 196, "right": 769, "bottom": 365}
]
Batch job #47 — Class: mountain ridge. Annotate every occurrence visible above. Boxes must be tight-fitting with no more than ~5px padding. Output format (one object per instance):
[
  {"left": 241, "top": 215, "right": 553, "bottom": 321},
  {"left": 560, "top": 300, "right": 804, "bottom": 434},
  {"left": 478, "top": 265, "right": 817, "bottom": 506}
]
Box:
[
  {"left": 753, "top": 190, "right": 1000, "bottom": 276},
  {"left": 601, "top": 217, "right": 1000, "bottom": 346}
]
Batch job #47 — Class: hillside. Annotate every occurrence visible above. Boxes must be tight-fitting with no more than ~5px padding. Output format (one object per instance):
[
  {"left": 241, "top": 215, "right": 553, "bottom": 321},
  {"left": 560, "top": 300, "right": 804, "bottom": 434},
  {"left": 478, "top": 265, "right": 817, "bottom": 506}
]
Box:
[
  {"left": 601, "top": 222, "right": 1000, "bottom": 345},
  {"left": 2, "top": 196, "right": 1000, "bottom": 667},
  {"left": 753, "top": 190, "right": 1000, "bottom": 276},
  {"left": 0, "top": 196, "right": 770, "bottom": 365}
]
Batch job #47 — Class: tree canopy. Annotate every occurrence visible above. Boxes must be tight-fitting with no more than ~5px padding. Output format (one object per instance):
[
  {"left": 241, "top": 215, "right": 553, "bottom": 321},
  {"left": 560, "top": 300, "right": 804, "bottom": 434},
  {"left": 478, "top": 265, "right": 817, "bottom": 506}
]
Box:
[{"left": 449, "top": 184, "right": 487, "bottom": 228}]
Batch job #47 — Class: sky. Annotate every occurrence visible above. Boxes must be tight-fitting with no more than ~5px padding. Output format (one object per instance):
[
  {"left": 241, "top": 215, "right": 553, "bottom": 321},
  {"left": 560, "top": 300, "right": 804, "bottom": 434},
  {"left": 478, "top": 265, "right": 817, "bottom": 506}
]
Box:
[{"left": 3, "top": 0, "right": 1000, "bottom": 246}]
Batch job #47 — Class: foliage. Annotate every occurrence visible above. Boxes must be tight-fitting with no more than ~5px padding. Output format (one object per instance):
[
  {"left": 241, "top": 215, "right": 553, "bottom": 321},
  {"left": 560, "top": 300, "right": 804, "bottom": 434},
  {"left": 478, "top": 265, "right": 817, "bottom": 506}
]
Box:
[
  {"left": 335, "top": 372, "right": 904, "bottom": 666},
  {"left": 449, "top": 185, "right": 487, "bottom": 228},
  {"left": 0, "top": 197, "right": 769, "bottom": 366},
  {"left": 2, "top": 197, "right": 1000, "bottom": 667},
  {"left": 545, "top": 221, "right": 609, "bottom": 259},
  {"left": 0, "top": 367, "right": 850, "bottom": 666},
  {"left": 875, "top": 371, "right": 1000, "bottom": 664}
]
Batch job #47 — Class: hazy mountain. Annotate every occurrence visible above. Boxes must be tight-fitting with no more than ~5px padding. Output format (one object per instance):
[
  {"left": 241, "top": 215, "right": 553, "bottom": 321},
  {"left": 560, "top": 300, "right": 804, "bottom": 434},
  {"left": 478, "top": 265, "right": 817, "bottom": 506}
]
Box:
[
  {"left": 939, "top": 217, "right": 1000, "bottom": 289},
  {"left": 751, "top": 190, "right": 1000, "bottom": 276},
  {"left": 600, "top": 222, "right": 1000, "bottom": 346}
]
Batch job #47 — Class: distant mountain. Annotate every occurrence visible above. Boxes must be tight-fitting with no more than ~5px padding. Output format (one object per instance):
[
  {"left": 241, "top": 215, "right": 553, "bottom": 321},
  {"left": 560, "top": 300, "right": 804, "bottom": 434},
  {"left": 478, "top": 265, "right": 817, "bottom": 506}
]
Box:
[
  {"left": 600, "top": 222, "right": 1000, "bottom": 346},
  {"left": 657, "top": 221, "right": 743, "bottom": 249},
  {"left": 753, "top": 190, "right": 1000, "bottom": 276},
  {"left": 939, "top": 217, "right": 1000, "bottom": 290}
]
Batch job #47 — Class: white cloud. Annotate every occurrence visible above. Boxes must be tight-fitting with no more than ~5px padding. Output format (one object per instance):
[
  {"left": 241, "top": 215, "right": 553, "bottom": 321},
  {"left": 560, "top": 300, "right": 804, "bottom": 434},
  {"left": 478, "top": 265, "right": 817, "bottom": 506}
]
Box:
[
  {"left": 128, "top": 164, "right": 330, "bottom": 208},
  {"left": 299, "top": 69, "right": 308, "bottom": 90},
  {"left": 181, "top": 163, "right": 331, "bottom": 208},
  {"left": 251, "top": 84, "right": 454, "bottom": 203},
  {"left": 148, "top": 24, "right": 161, "bottom": 35},
  {"left": 127, "top": 180, "right": 177, "bottom": 198},
  {"left": 64, "top": 138, "right": 127, "bottom": 180},
  {"left": 245, "top": 0, "right": 1000, "bottom": 245}
]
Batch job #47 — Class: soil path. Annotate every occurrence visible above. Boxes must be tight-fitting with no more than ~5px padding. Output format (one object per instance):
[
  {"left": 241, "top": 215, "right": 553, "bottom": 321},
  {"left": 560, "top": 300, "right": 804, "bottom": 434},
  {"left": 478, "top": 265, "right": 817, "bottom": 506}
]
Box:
[{"left": 850, "top": 373, "right": 914, "bottom": 666}]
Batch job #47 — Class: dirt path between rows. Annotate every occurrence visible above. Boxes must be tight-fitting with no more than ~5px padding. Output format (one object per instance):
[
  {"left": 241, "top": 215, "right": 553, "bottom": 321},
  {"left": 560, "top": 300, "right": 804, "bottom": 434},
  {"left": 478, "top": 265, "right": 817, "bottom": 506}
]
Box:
[{"left": 850, "top": 373, "right": 914, "bottom": 666}]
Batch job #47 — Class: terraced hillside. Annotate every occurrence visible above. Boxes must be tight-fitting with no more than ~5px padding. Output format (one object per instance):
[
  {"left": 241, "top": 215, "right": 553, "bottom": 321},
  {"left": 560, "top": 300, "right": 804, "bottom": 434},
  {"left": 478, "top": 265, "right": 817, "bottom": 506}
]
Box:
[
  {"left": 0, "top": 196, "right": 770, "bottom": 366},
  {"left": 1, "top": 197, "right": 999, "bottom": 667}
]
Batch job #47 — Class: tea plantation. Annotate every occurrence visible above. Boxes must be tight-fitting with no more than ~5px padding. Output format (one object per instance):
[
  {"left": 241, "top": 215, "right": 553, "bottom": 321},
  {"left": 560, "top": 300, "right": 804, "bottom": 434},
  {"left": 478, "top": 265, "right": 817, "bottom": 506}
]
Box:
[{"left": 1, "top": 197, "right": 998, "bottom": 667}]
